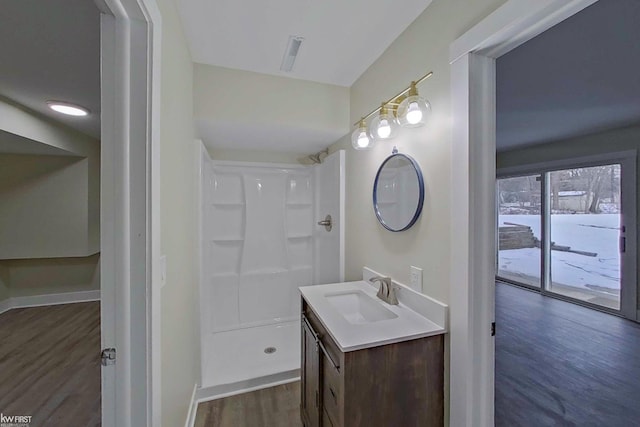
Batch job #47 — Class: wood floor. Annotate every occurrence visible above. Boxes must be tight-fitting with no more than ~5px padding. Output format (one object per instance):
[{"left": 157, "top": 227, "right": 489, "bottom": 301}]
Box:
[
  {"left": 496, "top": 282, "right": 640, "bottom": 426},
  {"left": 0, "top": 302, "right": 101, "bottom": 427},
  {"left": 194, "top": 382, "right": 302, "bottom": 427}
]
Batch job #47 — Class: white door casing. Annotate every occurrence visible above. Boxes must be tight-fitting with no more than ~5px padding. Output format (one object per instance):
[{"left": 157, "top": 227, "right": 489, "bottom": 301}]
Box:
[{"left": 98, "top": 0, "right": 162, "bottom": 425}]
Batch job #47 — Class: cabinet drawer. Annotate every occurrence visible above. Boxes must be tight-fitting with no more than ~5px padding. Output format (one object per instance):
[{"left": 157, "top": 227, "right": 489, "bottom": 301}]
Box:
[{"left": 322, "top": 354, "right": 341, "bottom": 425}]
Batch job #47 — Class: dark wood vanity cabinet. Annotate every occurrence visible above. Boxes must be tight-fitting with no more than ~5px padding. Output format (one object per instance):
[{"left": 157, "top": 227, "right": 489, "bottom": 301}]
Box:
[
  {"left": 300, "top": 299, "right": 444, "bottom": 427},
  {"left": 301, "top": 313, "right": 321, "bottom": 427}
]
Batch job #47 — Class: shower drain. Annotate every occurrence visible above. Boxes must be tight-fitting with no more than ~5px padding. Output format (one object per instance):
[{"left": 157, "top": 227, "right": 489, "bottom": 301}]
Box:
[{"left": 264, "top": 346, "right": 277, "bottom": 354}]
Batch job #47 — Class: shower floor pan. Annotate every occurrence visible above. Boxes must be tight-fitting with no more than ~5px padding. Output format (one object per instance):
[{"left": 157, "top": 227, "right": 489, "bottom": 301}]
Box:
[{"left": 202, "top": 319, "right": 301, "bottom": 389}]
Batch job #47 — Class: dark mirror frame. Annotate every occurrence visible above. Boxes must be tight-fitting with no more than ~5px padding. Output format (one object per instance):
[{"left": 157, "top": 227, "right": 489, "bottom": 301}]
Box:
[{"left": 372, "top": 152, "right": 425, "bottom": 232}]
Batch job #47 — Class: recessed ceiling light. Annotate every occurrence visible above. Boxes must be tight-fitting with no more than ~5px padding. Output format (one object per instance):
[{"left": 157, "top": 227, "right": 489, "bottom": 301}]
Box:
[{"left": 46, "top": 101, "right": 90, "bottom": 117}]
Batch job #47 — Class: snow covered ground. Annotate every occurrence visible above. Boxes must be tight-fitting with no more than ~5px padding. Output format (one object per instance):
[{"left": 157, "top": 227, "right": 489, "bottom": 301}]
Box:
[{"left": 498, "top": 214, "right": 620, "bottom": 292}]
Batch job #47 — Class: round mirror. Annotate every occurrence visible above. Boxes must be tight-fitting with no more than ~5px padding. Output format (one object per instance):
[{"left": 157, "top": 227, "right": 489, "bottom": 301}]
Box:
[{"left": 373, "top": 153, "right": 424, "bottom": 232}]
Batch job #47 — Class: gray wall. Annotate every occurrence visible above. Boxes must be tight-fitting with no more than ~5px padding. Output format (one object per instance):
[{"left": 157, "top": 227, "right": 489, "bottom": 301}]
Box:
[
  {"left": 497, "top": 124, "right": 640, "bottom": 316},
  {"left": 0, "top": 154, "right": 97, "bottom": 259},
  {"left": 0, "top": 264, "right": 9, "bottom": 302},
  {"left": 0, "top": 255, "right": 99, "bottom": 299}
]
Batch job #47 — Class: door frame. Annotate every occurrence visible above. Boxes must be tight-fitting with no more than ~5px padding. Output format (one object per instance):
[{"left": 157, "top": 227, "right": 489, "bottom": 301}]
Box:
[
  {"left": 449, "top": 0, "right": 599, "bottom": 425},
  {"left": 97, "top": 0, "right": 162, "bottom": 425}
]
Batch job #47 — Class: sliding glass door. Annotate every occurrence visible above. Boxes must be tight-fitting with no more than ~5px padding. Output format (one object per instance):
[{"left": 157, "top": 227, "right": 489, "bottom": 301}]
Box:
[
  {"left": 496, "top": 154, "right": 636, "bottom": 318},
  {"left": 548, "top": 165, "right": 621, "bottom": 310},
  {"left": 497, "top": 175, "right": 542, "bottom": 288}
]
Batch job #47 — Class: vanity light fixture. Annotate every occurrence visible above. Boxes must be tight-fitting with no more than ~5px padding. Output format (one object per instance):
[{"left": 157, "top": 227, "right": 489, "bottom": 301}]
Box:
[
  {"left": 46, "top": 101, "right": 89, "bottom": 117},
  {"left": 351, "top": 71, "right": 433, "bottom": 150},
  {"left": 351, "top": 118, "right": 374, "bottom": 150},
  {"left": 369, "top": 102, "right": 399, "bottom": 141}
]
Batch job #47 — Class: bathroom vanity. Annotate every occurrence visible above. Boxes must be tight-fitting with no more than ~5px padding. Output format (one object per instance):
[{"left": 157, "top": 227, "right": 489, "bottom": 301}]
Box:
[{"left": 299, "top": 279, "right": 446, "bottom": 427}]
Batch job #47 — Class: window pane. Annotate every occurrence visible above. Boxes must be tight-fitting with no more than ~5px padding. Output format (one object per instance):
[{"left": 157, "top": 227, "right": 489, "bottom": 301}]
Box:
[
  {"left": 497, "top": 175, "right": 542, "bottom": 288},
  {"left": 548, "top": 164, "right": 621, "bottom": 310}
]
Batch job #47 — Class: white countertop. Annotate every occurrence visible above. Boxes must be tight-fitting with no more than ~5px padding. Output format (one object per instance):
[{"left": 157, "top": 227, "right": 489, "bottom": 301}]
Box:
[{"left": 299, "top": 280, "right": 446, "bottom": 352}]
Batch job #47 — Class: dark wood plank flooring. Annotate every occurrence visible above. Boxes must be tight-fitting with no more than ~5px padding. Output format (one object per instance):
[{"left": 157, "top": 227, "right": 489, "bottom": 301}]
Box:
[
  {"left": 496, "top": 282, "right": 640, "bottom": 426},
  {"left": 194, "top": 382, "right": 302, "bottom": 427},
  {"left": 0, "top": 302, "right": 101, "bottom": 426}
]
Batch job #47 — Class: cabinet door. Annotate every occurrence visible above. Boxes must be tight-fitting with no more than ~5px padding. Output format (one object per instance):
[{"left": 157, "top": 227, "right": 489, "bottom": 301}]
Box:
[{"left": 301, "top": 318, "right": 320, "bottom": 427}]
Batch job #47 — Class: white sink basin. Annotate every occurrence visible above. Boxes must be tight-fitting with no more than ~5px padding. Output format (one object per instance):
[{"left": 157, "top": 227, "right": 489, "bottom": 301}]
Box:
[{"left": 324, "top": 290, "right": 398, "bottom": 324}]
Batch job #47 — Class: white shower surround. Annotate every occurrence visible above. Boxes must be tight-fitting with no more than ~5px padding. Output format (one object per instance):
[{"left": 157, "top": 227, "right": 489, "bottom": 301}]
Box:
[
  {"left": 198, "top": 148, "right": 344, "bottom": 393},
  {"left": 203, "top": 163, "right": 314, "bottom": 333}
]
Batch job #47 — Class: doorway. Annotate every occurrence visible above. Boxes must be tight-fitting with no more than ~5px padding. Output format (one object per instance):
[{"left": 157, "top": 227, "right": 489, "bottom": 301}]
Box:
[
  {"left": 0, "top": 0, "right": 159, "bottom": 425},
  {"left": 0, "top": 0, "right": 102, "bottom": 424},
  {"left": 449, "top": 0, "right": 640, "bottom": 424}
]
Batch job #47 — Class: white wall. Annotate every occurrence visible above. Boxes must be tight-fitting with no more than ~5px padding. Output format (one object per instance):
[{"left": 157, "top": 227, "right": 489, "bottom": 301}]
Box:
[
  {"left": 157, "top": 0, "right": 199, "bottom": 425},
  {"left": 330, "top": 0, "right": 506, "bottom": 300},
  {"left": 194, "top": 64, "right": 350, "bottom": 155},
  {"left": 0, "top": 154, "right": 97, "bottom": 259}
]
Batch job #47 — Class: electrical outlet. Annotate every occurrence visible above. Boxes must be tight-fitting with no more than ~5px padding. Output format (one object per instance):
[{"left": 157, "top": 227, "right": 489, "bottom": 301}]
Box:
[{"left": 409, "top": 266, "right": 422, "bottom": 292}]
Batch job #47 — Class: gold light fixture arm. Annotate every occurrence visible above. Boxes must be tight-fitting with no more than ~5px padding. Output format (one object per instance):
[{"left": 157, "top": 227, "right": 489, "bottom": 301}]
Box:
[{"left": 353, "top": 71, "right": 433, "bottom": 126}]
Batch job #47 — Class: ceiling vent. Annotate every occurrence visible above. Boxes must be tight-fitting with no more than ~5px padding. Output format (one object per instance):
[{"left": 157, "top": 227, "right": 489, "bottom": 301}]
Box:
[{"left": 280, "top": 36, "right": 304, "bottom": 72}]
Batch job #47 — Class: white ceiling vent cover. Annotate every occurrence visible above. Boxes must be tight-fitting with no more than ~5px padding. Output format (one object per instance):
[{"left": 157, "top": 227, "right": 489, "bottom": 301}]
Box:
[{"left": 280, "top": 36, "right": 304, "bottom": 72}]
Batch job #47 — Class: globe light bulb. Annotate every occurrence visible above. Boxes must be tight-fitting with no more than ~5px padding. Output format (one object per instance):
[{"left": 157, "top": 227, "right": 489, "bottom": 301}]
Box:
[
  {"left": 369, "top": 104, "right": 398, "bottom": 141},
  {"left": 377, "top": 119, "right": 391, "bottom": 138},
  {"left": 398, "top": 95, "right": 430, "bottom": 128},
  {"left": 397, "top": 81, "right": 431, "bottom": 128},
  {"left": 352, "top": 119, "right": 373, "bottom": 150},
  {"left": 357, "top": 131, "right": 369, "bottom": 148},
  {"left": 406, "top": 102, "right": 423, "bottom": 124}
]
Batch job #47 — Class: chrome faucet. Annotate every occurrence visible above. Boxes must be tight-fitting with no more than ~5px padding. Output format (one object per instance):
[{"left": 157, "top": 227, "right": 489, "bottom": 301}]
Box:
[{"left": 369, "top": 276, "right": 399, "bottom": 305}]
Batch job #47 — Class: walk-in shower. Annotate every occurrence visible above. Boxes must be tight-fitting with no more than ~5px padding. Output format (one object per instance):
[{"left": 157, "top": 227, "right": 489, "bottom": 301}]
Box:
[{"left": 197, "top": 144, "right": 344, "bottom": 396}]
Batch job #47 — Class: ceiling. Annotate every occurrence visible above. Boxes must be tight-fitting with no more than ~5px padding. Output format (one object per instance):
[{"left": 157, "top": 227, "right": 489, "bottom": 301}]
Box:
[
  {"left": 496, "top": 0, "right": 640, "bottom": 151},
  {"left": 0, "top": 0, "right": 101, "bottom": 139},
  {"left": 196, "top": 118, "right": 347, "bottom": 154},
  {"left": 176, "top": 0, "right": 433, "bottom": 87}
]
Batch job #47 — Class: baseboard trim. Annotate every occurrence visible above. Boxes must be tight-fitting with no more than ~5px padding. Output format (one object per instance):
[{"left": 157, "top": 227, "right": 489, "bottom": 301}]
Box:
[
  {"left": 196, "top": 369, "right": 300, "bottom": 405},
  {"left": 0, "top": 290, "right": 100, "bottom": 315},
  {"left": 184, "top": 383, "right": 198, "bottom": 427}
]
